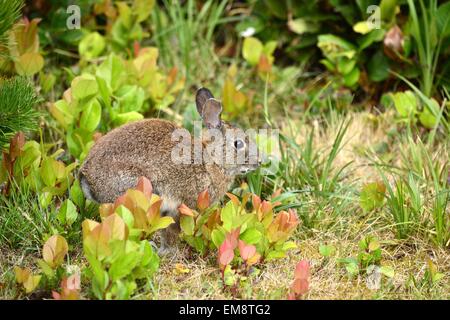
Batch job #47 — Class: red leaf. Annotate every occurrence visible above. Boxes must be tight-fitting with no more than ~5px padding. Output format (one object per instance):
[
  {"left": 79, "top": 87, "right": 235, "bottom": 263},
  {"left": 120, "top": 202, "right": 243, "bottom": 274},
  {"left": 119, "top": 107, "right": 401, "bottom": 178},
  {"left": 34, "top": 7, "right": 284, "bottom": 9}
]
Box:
[
  {"left": 226, "top": 228, "right": 240, "bottom": 249},
  {"left": 135, "top": 176, "right": 153, "bottom": 198},
  {"left": 133, "top": 41, "right": 140, "bottom": 57},
  {"left": 197, "top": 189, "right": 210, "bottom": 211},
  {"left": 218, "top": 239, "right": 235, "bottom": 266},
  {"left": 52, "top": 291, "right": 61, "bottom": 300},
  {"left": 292, "top": 278, "right": 309, "bottom": 296},
  {"left": 178, "top": 204, "right": 194, "bottom": 217},
  {"left": 252, "top": 194, "right": 261, "bottom": 211},
  {"left": 238, "top": 240, "right": 256, "bottom": 261},
  {"left": 294, "top": 260, "right": 310, "bottom": 280},
  {"left": 65, "top": 273, "right": 81, "bottom": 291},
  {"left": 226, "top": 192, "right": 240, "bottom": 207}
]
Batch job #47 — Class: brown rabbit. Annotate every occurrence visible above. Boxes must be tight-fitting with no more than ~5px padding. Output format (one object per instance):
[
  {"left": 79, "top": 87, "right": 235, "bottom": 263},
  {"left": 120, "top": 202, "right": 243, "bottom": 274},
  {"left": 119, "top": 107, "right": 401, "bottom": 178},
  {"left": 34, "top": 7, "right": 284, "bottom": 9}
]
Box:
[{"left": 79, "top": 87, "right": 260, "bottom": 253}]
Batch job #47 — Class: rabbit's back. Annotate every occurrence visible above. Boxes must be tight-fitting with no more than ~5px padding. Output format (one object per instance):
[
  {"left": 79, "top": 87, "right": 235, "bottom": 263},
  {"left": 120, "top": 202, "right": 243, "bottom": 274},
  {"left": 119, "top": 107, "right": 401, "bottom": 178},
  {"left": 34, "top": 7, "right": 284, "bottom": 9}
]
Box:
[{"left": 79, "top": 119, "right": 232, "bottom": 207}]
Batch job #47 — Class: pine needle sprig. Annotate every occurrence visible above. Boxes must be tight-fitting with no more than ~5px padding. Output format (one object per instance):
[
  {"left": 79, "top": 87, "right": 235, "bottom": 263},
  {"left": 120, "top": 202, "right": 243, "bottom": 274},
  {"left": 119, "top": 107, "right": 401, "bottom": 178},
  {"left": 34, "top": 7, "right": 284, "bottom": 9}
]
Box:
[{"left": 0, "top": 76, "right": 39, "bottom": 149}]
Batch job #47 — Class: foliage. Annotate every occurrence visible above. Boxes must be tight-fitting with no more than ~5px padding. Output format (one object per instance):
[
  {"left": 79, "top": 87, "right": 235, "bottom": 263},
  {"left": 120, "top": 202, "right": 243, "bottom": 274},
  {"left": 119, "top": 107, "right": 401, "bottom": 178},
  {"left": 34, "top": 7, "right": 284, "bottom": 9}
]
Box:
[
  {"left": 242, "top": 37, "right": 277, "bottom": 80},
  {"left": 338, "top": 235, "right": 382, "bottom": 276},
  {"left": 238, "top": 0, "right": 450, "bottom": 108},
  {"left": 15, "top": 234, "right": 70, "bottom": 295},
  {"left": 359, "top": 181, "right": 386, "bottom": 212},
  {"left": 0, "top": 18, "right": 44, "bottom": 76},
  {"left": 0, "top": 0, "right": 23, "bottom": 55},
  {"left": 179, "top": 190, "right": 299, "bottom": 262},
  {"left": 98, "top": 177, "right": 175, "bottom": 240},
  {"left": 387, "top": 90, "right": 441, "bottom": 129},
  {"left": 50, "top": 50, "right": 183, "bottom": 160},
  {"left": 287, "top": 260, "right": 310, "bottom": 300},
  {"left": 0, "top": 77, "right": 39, "bottom": 149},
  {"left": 81, "top": 177, "right": 169, "bottom": 299},
  {"left": 0, "top": 132, "right": 76, "bottom": 207},
  {"left": 82, "top": 213, "right": 160, "bottom": 299}
]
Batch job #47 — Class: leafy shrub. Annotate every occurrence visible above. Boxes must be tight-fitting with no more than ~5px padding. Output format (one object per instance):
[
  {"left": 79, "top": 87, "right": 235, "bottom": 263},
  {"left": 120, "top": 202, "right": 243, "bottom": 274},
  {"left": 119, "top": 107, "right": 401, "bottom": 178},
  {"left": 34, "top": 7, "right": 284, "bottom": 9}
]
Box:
[
  {"left": 0, "top": 16, "right": 45, "bottom": 76},
  {"left": 98, "top": 177, "right": 175, "bottom": 240},
  {"left": 0, "top": 132, "right": 76, "bottom": 208},
  {"left": 15, "top": 234, "right": 70, "bottom": 295},
  {"left": 178, "top": 190, "right": 299, "bottom": 260},
  {"left": 82, "top": 213, "right": 160, "bottom": 299},
  {"left": 81, "top": 177, "right": 171, "bottom": 299}
]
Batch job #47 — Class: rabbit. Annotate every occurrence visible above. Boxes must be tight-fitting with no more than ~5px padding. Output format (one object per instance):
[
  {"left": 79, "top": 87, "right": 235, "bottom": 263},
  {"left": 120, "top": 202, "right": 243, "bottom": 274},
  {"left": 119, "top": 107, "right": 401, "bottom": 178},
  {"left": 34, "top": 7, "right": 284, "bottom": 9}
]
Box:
[{"left": 79, "top": 87, "right": 261, "bottom": 254}]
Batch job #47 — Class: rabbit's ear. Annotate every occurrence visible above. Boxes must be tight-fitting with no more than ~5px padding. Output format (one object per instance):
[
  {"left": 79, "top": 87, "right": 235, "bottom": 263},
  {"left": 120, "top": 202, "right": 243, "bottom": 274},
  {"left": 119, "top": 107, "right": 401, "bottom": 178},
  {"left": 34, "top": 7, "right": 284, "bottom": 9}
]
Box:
[
  {"left": 201, "top": 99, "right": 222, "bottom": 129},
  {"left": 196, "top": 87, "right": 214, "bottom": 115}
]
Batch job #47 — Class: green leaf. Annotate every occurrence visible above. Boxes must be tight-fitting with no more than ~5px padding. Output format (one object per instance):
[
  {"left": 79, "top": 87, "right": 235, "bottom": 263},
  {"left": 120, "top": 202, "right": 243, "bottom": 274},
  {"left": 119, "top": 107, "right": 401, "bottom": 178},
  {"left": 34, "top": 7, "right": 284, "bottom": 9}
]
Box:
[
  {"left": 288, "top": 18, "right": 319, "bottom": 35},
  {"left": 419, "top": 107, "right": 438, "bottom": 129},
  {"left": 15, "top": 52, "right": 44, "bottom": 76},
  {"left": 80, "top": 99, "right": 101, "bottom": 132},
  {"left": 38, "top": 192, "right": 53, "bottom": 209},
  {"left": 343, "top": 67, "right": 360, "bottom": 87},
  {"left": 359, "top": 181, "right": 386, "bottom": 212},
  {"left": 223, "top": 265, "right": 236, "bottom": 286},
  {"left": 78, "top": 32, "right": 106, "bottom": 59},
  {"left": 148, "top": 216, "right": 174, "bottom": 234},
  {"left": 317, "top": 34, "right": 357, "bottom": 61},
  {"left": 239, "top": 228, "right": 262, "bottom": 245},
  {"left": 337, "top": 58, "right": 356, "bottom": 75},
  {"left": 358, "top": 29, "right": 385, "bottom": 51},
  {"left": 353, "top": 21, "right": 374, "bottom": 34},
  {"left": 281, "top": 241, "right": 297, "bottom": 251},
  {"left": 58, "top": 199, "right": 78, "bottom": 226},
  {"left": 116, "top": 205, "right": 135, "bottom": 230},
  {"left": 390, "top": 91, "right": 417, "bottom": 118},
  {"left": 211, "top": 229, "right": 225, "bottom": 248},
  {"left": 380, "top": 0, "right": 398, "bottom": 22},
  {"left": 116, "top": 85, "right": 145, "bottom": 112},
  {"left": 70, "top": 179, "right": 85, "bottom": 208},
  {"left": 265, "top": 250, "right": 286, "bottom": 260},
  {"left": 40, "top": 157, "right": 57, "bottom": 187},
  {"left": 49, "top": 99, "right": 74, "bottom": 129},
  {"left": 319, "top": 244, "right": 336, "bottom": 257},
  {"left": 345, "top": 261, "right": 359, "bottom": 276},
  {"left": 437, "top": 2, "right": 450, "bottom": 37},
  {"left": 380, "top": 265, "right": 395, "bottom": 278},
  {"left": 134, "top": 0, "right": 155, "bottom": 22},
  {"left": 109, "top": 251, "right": 140, "bottom": 281},
  {"left": 96, "top": 54, "right": 125, "bottom": 94},
  {"left": 242, "top": 37, "right": 263, "bottom": 66},
  {"left": 71, "top": 75, "right": 98, "bottom": 101},
  {"left": 220, "top": 201, "right": 236, "bottom": 231},
  {"left": 113, "top": 112, "right": 144, "bottom": 126},
  {"left": 37, "top": 259, "right": 55, "bottom": 278},
  {"left": 180, "top": 216, "right": 195, "bottom": 236},
  {"left": 368, "top": 50, "right": 390, "bottom": 82}
]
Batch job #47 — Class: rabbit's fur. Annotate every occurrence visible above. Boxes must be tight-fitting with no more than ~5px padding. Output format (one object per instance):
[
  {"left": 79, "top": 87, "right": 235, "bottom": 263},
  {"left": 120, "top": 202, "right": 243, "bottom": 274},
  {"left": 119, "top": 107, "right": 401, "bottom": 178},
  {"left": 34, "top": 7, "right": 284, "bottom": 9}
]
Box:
[{"left": 79, "top": 88, "right": 260, "bottom": 252}]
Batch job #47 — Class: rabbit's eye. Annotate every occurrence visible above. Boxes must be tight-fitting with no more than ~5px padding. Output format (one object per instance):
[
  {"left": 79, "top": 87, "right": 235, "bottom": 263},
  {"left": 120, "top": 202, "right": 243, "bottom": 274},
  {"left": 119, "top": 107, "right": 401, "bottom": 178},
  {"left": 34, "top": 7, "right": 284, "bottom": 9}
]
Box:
[{"left": 234, "top": 139, "right": 245, "bottom": 149}]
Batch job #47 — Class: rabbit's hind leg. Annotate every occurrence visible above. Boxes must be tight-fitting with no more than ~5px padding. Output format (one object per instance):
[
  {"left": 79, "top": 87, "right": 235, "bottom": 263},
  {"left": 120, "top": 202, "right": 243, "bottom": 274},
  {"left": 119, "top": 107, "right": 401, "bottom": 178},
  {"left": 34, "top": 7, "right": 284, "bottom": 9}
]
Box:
[
  {"left": 82, "top": 161, "right": 145, "bottom": 203},
  {"left": 158, "top": 197, "right": 181, "bottom": 256}
]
